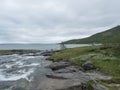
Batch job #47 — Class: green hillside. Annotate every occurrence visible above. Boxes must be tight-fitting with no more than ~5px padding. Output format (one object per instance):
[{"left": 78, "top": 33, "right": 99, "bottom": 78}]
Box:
[{"left": 63, "top": 25, "right": 120, "bottom": 44}]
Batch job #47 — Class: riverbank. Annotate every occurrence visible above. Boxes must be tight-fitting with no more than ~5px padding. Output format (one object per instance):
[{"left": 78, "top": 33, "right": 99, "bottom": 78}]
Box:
[
  {"left": 49, "top": 45, "right": 120, "bottom": 90},
  {"left": 0, "top": 50, "right": 53, "bottom": 90},
  {"left": 0, "top": 47, "right": 120, "bottom": 90}
]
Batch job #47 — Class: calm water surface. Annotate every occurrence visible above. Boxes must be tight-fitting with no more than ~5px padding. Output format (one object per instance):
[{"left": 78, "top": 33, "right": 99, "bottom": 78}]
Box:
[{"left": 0, "top": 44, "right": 91, "bottom": 50}]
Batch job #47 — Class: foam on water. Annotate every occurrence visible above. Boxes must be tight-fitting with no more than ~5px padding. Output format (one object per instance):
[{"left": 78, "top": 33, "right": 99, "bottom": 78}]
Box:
[
  {"left": 0, "top": 68, "right": 34, "bottom": 81},
  {"left": 0, "top": 54, "right": 45, "bottom": 81}
]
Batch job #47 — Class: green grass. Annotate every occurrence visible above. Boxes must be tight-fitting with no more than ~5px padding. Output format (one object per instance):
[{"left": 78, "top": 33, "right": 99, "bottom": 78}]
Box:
[
  {"left": 63, "top": 26, "right": 120, "bottom": 44},
  {"left": 50, "top": 45, "right": 120, "bottom": 85}
]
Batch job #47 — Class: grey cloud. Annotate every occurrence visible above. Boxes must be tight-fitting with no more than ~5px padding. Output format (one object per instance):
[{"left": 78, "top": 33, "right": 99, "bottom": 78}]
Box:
[{"left": 0, "top": 0, "right": 120, "bottom": 43}]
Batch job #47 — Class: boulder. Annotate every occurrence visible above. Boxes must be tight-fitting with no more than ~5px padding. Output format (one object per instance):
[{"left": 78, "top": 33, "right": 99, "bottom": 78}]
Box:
[
  {"left": 49, "top": 61, "right": 71, "bottom": 70},
  {"left": 55, "top": 66, "right": 83, "bottom": 73},
  {"left": 46, "top": 73, "right": 68, "bottom": 79},
  {"left": 41, "top": 51, "right": 53, "bottom": 56},
  {"left": 82, "top": 61, "right": 95, "bottom": 70}
]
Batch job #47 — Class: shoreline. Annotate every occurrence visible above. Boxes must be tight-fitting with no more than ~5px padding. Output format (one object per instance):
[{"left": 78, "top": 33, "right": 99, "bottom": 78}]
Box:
[{"left": 0, "top": 47, "right": 120, "bottom": 90}]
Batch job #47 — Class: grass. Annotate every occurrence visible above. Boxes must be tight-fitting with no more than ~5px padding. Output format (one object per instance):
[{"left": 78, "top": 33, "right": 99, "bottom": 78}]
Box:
[{"left": 50, "top": 45, "right": 120, "bottom": 89}]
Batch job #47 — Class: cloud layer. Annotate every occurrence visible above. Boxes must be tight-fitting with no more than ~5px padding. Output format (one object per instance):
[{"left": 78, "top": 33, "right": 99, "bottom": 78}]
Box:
[{"left": 0, "top": 0, "right": 120, "bottom": 43}]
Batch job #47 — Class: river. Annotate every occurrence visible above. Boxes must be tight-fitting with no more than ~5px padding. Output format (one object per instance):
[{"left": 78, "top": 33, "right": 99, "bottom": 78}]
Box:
[
  {"left": 0, "top": 44, "right": 91, "bottom": 50},
  {"left": 0, "top": 44, "right": 92, "bottom": 90}
]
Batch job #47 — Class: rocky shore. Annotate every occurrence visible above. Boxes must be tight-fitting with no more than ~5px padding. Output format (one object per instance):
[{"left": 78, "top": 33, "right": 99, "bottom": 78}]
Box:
[
  {"left": 36, "top": 60, "right": 111, "bottom": 90},
  {"left": 0, "top": 50, "right": 114, "bottom": 90}
]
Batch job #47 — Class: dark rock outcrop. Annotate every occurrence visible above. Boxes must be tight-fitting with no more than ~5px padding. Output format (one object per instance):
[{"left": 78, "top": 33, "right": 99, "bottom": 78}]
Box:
[
  {"left": 82, "top": 61, "right": 95, "bottom": 70},
  {"left": 36, "top": 60, "right": 110, "bottom": 90},
  {"left": 41, "top": 51, "right": 54, "bottom": 56},
  {"left": 49, "top": 61, "right": 71, "bottom": 70}
]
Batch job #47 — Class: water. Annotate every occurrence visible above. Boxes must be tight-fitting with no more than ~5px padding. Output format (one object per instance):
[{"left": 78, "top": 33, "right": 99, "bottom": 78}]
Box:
[
  {"left": 0, "top": 44, "right": 92, "bottom": 89},
  {"left": 0, "top": 44, "right": 91, "bottom": 50},
  {"left": 0, "top": 54, "right": 52, "bottom": 81},
  {"left": 0, "top": 44, "right": 91, "bottom": 82}
]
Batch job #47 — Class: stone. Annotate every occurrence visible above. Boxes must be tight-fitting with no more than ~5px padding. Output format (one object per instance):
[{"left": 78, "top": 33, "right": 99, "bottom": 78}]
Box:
[
  {"left": 36, "top": 78, "right": 88, "bottom": 90},
  {"left": 82, "top": 61, "right": 95, "bottom": 70},
  {"left": 41, "top": 51, "right": 53, "bottom": 56},
  {"left": 55, "top": 66, "right": 83, "bottom": 73},
  {"left": 12, "top": 87, "right": 26, "bottom": 90},
  {"left": 46, "top": 73, "right": 68, "bottom": 79},
  {"left": 49, "top": 61, "right": 71, "bottom": 70},
  {"left": 93, "top": 83, "right": 109, "bottom": 90},
  {"left": 11, "top": 79, "right": 30, "bottom": 90}
]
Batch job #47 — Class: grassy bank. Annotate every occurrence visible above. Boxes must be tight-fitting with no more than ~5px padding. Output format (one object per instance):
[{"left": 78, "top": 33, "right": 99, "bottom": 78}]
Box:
[
  {"left": 0, "top": 50, "right": 40, "bottom": 55},
  {"left": 50, "top": 45, "right": 120, "bottom": 89}
]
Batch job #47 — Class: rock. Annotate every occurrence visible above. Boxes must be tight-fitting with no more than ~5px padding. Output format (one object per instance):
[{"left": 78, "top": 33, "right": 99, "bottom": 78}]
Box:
[
  {"left": 93, "top": 83, "right": 109, "bottom": 90},
  {"left": 41, "top": 51, "right": 53, "bottom": 56},
  {"left": 46, "top": 73, "right": 68, "bottom": 79},
  {"left": 0, "top": 60, "right": 13, "bottom": 65},
  {"left": 49, "top": 61, "right": 71, "bottom": 70},
  {"left": 46, "top": 71, "right": 90, "bottom": 81},
  {"left": 0, "top": 81, "right": 15, "bottom": 89},
  {"left": 11, "top": 79, "right": 30, "bottom": 90},
  {"left": 58, "top": 83, "right": 88, "bottom": 90},
  {"left": 55, "top": 66, "right": 83, "bottom": 73},
  {"left": 86, "top": 72, "right": 112, "bottom": 80},
  {"left": 82, "top": 61, "right": 95, "bottom": 70},
  {"left": 12, "top": 87, "right": 26, "bottom": 90},
  {"left": 37, "top": 78, "right": 89, "bottom": 90}
]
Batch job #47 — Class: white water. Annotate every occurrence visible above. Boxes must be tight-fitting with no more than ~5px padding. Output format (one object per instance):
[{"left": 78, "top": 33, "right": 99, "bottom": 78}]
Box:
[{"left": 0, "top": 54, "right": 48, "bottom": 81}]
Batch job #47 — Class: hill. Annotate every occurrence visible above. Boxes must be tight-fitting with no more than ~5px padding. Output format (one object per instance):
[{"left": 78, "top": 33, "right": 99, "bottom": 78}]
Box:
[{"left": 63, "top": 25, "right": 120, "bottom": 44}]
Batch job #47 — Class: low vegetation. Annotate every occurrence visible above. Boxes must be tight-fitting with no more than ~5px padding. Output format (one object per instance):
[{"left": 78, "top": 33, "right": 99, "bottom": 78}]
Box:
[
  {"left": 50, "top": 45, "right": 120, "bottom": 89},
  {"left": 63, "top": 25, "right": 120, "bottom": 44}
]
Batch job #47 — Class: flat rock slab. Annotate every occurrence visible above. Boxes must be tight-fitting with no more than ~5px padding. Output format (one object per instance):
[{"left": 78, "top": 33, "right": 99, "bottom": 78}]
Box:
[
  {"left": 86, "top": 72, "right": 112, "bottom": 80},
  {"left": 54, "top": 66, "right": 83, "bottom": 73},
  {"left": 46, "top": 71, "right": 91, "bottom": 82},
  {"left": 36, "top": 78, "right": 86, "bottom": 90},
  {"left": 93, "top": 83, "right": 109, "bottom": 90},
  {"left": 49, "top": 61, "right": 71, "bottom": 70},
  {"left": 37, "top": 61, "right": 110, "bottom": 90}
]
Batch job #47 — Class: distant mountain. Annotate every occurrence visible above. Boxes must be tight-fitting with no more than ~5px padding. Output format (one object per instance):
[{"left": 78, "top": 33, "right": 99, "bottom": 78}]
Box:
[{"left": 63, "top": 25, "right": 120, "bottom": 44}]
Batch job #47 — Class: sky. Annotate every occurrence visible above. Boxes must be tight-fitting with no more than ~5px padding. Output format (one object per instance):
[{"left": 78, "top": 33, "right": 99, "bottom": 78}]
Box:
[{"left": 0, "top": 0, "right": 120, "bottom": 43}]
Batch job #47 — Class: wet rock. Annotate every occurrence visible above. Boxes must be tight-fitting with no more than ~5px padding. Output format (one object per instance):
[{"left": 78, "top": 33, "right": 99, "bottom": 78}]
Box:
[
  {"left": 0, "top": 81, "right": 15, "bottom": 89},
  {"left": 25, "top": 52, "right": 41, "bottom": 56},
  {"left": 82, "top": 61, "right": 95, "bottom": 70},
  {"left": 0, "top": 65, "right": 7, "bottom": 69},
  {"left": 49, "top": 61, "right": 71, "bottom": 70},
  {"left": 4, "top": 65, "right": 18, "bottom": 73},
  {"left": 12, "top": 79, "right": 30, "bottom": 90},
  {"left": 46, "top": 73, "right": 68, "bottom": 79},
  {"left": 0, "top": 60, "right": 13, "bottom": 65},
  {"left": 93, "top": 83, "right": 109, "bottom": 90},
  {"left": 58, "top": 84, "right": 88, "bottom": 90},
  {"left": 55, "top": 66, "right": 83, "bottom": 73},
  {"left": 41, "top": 51, "right": 53, "bottom": 56},
  {"left": 12, "top": 87, "right": 26, "bottom": 90},
  {"left": 46, "top": 71, "right": 90, "bottom": 82}
]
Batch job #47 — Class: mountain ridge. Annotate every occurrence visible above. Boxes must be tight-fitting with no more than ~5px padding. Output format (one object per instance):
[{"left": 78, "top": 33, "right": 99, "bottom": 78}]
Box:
[{"left": 63, "top": 25, "right": 120, "bottom": 44}]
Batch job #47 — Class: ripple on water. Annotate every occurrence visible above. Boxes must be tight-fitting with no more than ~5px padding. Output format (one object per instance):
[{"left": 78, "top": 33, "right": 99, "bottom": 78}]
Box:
[{"left": 0, "top": 54, "right": 49, "bottom": 81}]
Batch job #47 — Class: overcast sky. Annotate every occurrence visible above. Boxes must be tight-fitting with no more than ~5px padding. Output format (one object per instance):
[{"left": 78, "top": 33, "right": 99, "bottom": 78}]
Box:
[{"left": 0, "top": 0, "right": 120, "bottom": 43}]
